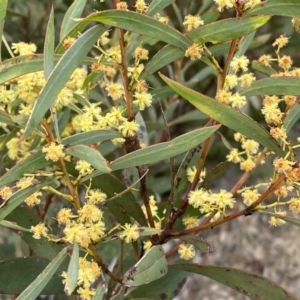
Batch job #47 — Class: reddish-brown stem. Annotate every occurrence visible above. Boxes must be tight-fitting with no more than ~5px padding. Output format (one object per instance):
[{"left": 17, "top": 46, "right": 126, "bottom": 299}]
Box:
[
  {"left": 113, "top": 0, "right": 134, "bottom": 120},
  {"left": 40, "top": 194, "right": 54, "bottom": 220},
  {"left": 41, "top": 120, "right": 80, "bottom": 210},
  {"left": 89, "top": 244, "right": 122, "bottom": 283},
  {"left": 167, "top": 174, "right": 286, "bottom": 238},
  {"left": 199, "top": 148, "right": 268, "bottom": 226},
  {"left": 230, "top": 148, "right": 268, "bottom": 195}
]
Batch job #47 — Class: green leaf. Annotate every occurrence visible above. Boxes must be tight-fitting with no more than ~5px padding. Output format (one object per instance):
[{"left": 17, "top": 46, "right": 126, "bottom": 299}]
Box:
[
  {"left": 234, "top": 30, "right": 256, "bottom": 58},
  {"left": 123, "top": 245, "right": 168, "bottom": 287},
  {"left": 0, "top": 257, "right": 65, "bottom": 294},
  {"left": 65, "top": 144, "right": 111, "bottom": 173},
  {"left": 56, "top": 20, "right": 105, "bottom": 54},
  {"left": 283, "top": 103, "right": 300, "bottom": 133},
  {"left": 111, "top": 126, "right": 220, "bottom": 171},
  {"left": 169, "top": 110, "right": 207, "bottom": 126},
  {"left": 251, "top": 60, "right": 277, "bottom": 76},
  {"left": 22, "top": 25, "right": 103, "bottom": 140},
  {"left": 0, "top": 180, "right": 52, "bottom": 222},
  {"left": 169, "top": 264, "right": 297, "bottom": 300},
  {"left": 6, "top": 207, "right": 64, "bottom": 260},
  {"left": 173, "top": 145, "right": 202, "bottom": 203},
  {"left": 126, "top": 267, "right": 187, "bottom": 300},
  {"left": 0, "top": 150, "right": 51, "bottom": 185},
  {"left": 265, "top": 212, "right": 300, "bottom": 228},
  {"left": 135, "top": 112, "right": 149, "bottom": 146},
  {"left": 201, "top": 162, "right": 227, "bottom": 190},
  {"left": 0, "top": 54, "right": 96, "bottom": 85},
  {"left": 62, "top": 130, "right": 120, "bottom": 146},
  {"left": 85, "top": 10, "right": 191, "bottom": 49},
  {"left": 280, "top": 216, "right": 300, "bottom": 228},
  {"left": 111, "top": 287, "right": 125, "bottom": 300},
  {"left": 65, "top": 242, "right": 79, "bottom": 296},
  {"left": 0, "top": 220, "right": 31, "bottom": 232},
  {"left": 60, "top": 0, "right": 87, "bottom": 41},
  {"left": 138, "top": 227, "right": 161, "bottom": 237},
  {"left": 44, "top": 4, "right": 55, "bottom": 78},
  {"left": 0, "top": 0, "right": 8, "bottom": 62},
  {"left": 141, "top": 45, "right": 184, "bottom": 80},
  {"left": 177, "top": 235, "right": 214, "bottom": 254},
  {"left": 0, "top": 110, "right": 15, "bottom": 126},
  {"left": 93, "top": 284, "right": 105, "bottom": 300},
  {"left": 247, "top": 0, "right": 300, "bottom": 18},
  {"left": 160, "top": 74, "right": 284, "bottom": 157},
  {"left": 92, "top": 174, "right": 147, "bottom": 226},
  {"left": 240, "top": 77, "right": 300, "bottom": 97},
  {"left": 17, "top": 248, "right": 68, "bottom": 300},
  {"left": 148, "top": 0, "right": 174, "bottom": 16},
  {"left": 187, "top": 16, "right": 270, "bottom": 44}
]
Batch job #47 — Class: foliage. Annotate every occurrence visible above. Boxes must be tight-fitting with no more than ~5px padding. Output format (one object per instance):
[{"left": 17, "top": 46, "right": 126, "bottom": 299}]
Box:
[{"left": 1, "top": 0, "right": 300, "bottom": 299}]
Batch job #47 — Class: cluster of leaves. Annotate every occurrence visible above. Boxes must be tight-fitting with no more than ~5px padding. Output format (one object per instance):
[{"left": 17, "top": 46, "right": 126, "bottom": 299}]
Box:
[{"left": 1, "top": 0, "right": 300, "bottom": 299}]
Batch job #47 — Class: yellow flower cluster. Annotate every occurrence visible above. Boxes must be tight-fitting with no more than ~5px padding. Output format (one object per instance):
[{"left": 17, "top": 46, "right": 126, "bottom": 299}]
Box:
[
  {"left": 141, "top": 195, "right": 164, "bottom": 229},
  {"left": 186, "top": 166, "right": 206, "bottom": 184},
  {"left": 0, "top": 176, "right": 43, "bottom": 208},
  {"left": 217, "top": 55, "right": 255, "bottom": 109},
  {"left": 119, "top": 223, "right": 140, "bottom": 243},
  {"left": 61, "top": 204, "right": 106, "bottom": 247},
  {"left": 188, "top": 188, "right": 235, "bottom": 215},
  {"left": 226, "top": 133, "right": 261, "bottom": 172},
  {"left": 183, "top": 14, "right": 204, "bottom": 32},
  {"left": 213, "top": 0, "right": 261, "bottom": 12},
  {"left": 62, "top": 257, "right": 102, "bottom": 300},
  {"left": 178, "top": 244, "right": 195, "bottom": 260}
]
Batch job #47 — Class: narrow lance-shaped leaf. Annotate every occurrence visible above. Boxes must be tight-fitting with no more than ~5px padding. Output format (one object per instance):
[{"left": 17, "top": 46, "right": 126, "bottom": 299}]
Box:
[
  {"left": 44, "top": 4, "right": 55, "bottom": 78},
  {"left": 279, "top": 216, "right": 300, "bottom": 228},
  {"left": 0, "top": 54, "right": 96, "bottom": 85},
  {"left": 111, "top": 125, "right": 220, "bottom": 171},
  {"left": 141, "top": 16, "right": 269, "bottom": 79},
  {"left": 0, "top": 180, "right": 52, "bottom": 222},
  {"left": 93, "top": 285, "right": 106, "bottom": 300},
  {"left": 92, "top": 174, "right": 147, "bottom": 226},
  {"left": 125, "top": 268, "right": 188, "bottom": 300},
  {"left": 6, "top": 207, "right": 64, "bottom": 260},
  {"left": 177, "top": 235, "right": 214, "bottom": 254},
  {"left": 0, "top": 0, "right": 8, "bottom": 62},
  {"left": 246, "top": 0, "right": 300, "bottom": 18},
  {"left": 169, "top": 264, "right": 297, "bottom": 300},
  {"left": 283, "top": 103, "right": 300, "bottom": 133},
  {"left": 65, "top": 145, "right": 111, "bottom": 173},
  {"left": 17, "top": 248, "right": 68, "bottom": 300},
  {"left": 56, "top": 20, "right": 105, "bottom": 54},
  {"left": 187, "top": 16, "right": 270, "bottom": 45},
  {"left": 240, "top": 77, "right": 300, "bottom": 97},
  {"left": 65, "top": 242, "right": 79, "bottom": 296},
  {"left": 0, "top": 220, "right": 31, "bottom": 232},
  {"left": 22, "top": 25, "right": 103, "bottom": 140},
  {"left": 123, "top": 245, "right": 168, "bottom": 287},
  {"left": 0, "top": 257, "right": 65, "bottom": 294},
  {"left": 62, "top": 130, "right": 120, "bottom": 146},
  {"left": 148, "top": 0, "right": 174, "bottom": 16},
  {"left": 0, "top": 151, "right": 51, "bottom": 186},
  {"left": 60, "top": 0, "right": 87, "bottom": 41},
  {"left": 251, "top": 60, "right": 277, "bottom": 76},
  {"left": 263, "top": 211, "right": 300, "bottom": 229},
  {"left": 141, "top": 45, "right": 184, "bottom": 80},
  {"left": 0, "top": 110, "right": 15, "bottom": 126},
  {"left": 160, "top": 74, "right": 284, "bottom": 157},
  {"left": 85, "top": 10, "right": 191, "bottom": 49}
]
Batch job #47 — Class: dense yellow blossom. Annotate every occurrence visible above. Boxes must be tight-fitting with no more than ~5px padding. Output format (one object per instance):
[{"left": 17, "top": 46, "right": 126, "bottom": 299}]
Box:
[
  {"left": 42, "top": 143, "right": 65, "bottom": 162},
  {"left": 119, "top": 223, "right": 140, "bottom": 243},
  {"left": 178, "top": 244, "right": 195, "bottom": 260}
]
